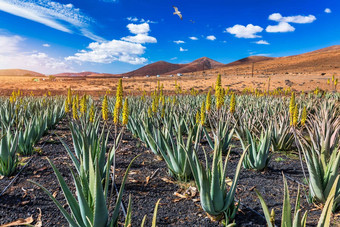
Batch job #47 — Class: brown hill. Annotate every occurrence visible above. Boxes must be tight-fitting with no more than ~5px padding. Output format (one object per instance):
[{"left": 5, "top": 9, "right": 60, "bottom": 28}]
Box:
[
  {"left": 121, "top": 61, "right": 184, "bottom": 77},
  {"left": 202, "top": 45, "right": 340, "bottom": 76},
  {"left": 0, "top": 69, "right": 44, "bottom": 77},
  {"left": 121, "top": 57, "right": 224, "bottom": 77},
  {"left": 226, "top": 56, "right": 274, "bottom": 67},
  {"left": 167, "top": 57, "right": 224, "bottom": 75}
]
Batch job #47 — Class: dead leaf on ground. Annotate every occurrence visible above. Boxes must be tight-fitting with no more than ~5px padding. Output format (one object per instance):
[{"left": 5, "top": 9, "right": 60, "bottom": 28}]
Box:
[
  {"left": 174, "top": 191, "right": 187, "bottom": 199},
  {"left": 0, "top": 216, "right": 33, "bottom": 227},
  {"left": 161, "top": 177, "right": 174, "bottom": 184},
  {"left": 33, "top": 166, "right": 47, "bottom": 174},
  {"left": 52, "top": 191, "right": 58, "bottom": 198},
  {"left": 145, "top": 176, "right": 150, "bottom": 185},
  {"left": 20, "top": 201, "right": 30, "bottom": 205},
  {"left": 35, "top": 208, "right": 42, "bottom": 227}
]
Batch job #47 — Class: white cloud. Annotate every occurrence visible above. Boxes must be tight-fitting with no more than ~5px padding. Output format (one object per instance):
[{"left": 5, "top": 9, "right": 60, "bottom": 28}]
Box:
[
  {"left": 174, "top": 40, "right": 185, "bottom": 44},
  {"left": 189, "top": 36, "right": 198, "bottom": 40},
  {"left": 179, "top": 47, "right": 188, "bottom": 52},
  {"left": 225, "top": 24, "right": 263, "bottom": 38},
  {"left": 266, "top": 22, "right": 295, "bottom": 33},
  {"left": 325, "top": 8, "right": 331, "bottom": 13},
  {"left": 42, "top": 43, "right": 50, "bottom": 47},
  {"left": 0, "top": 35, "right": 71, "bottom": 74},
  {"left": 268, "top": 13, "right": 316, "bottom": 24},
  {"left": 255, "top": 40, "right": 269, "bottom": 45},
  {"left": 67, "top": 23, "right": 157, "bottom": 65},
  {"left": 170, "top": 57, "right": 177, "bottom": 60},
  {"left": 122, "top": 33, "right": 157, "bottom": 44},
  {"left": 126, "top": 17, "right": 156, "bottom": 23},
  {"left": 126, "top": 23, "right": 150, "bottom": 34},
  {"left": 66, "top": 40, "right": 147, "bottom": 64},
  {"left": 206, "top": 35, "right": 216, "bottom": 41},
  {"left": 0, "top": 35, "right": 23, "bottom": 54},
  {"left": 0, "top": 0, "right": 103, "bottom": 41},
  {"left": 127, "top": 17, "right": 139, "bottom": 22}
]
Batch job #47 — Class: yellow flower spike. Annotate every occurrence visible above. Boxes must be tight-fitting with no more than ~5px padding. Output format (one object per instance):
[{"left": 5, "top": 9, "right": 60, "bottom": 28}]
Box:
[
  {"left": 80, "top": 95, "right": 87, "bottom": 116},
  {"left": 215, "top": 74, "right": 222, "bottom": 91},
  {"left": 89, "top": 103, "right": 95, "bottom": 123},
  {"left": 200, "top": 101, "right": 205, "bottom": 125},
  {"left": 116, "top": 79, "right": 123, "bottom": 110},
  {"left": 72, "top": 99, "right": 78, "bottom": 120},
  {"left": 293, "top": 104, "right": 299, "bottom": 127},
  {"left": 301, "top": 106, "right": 307, "bottom": 126},
  {"left": 195, "top": 111, "right": 200, "bottom": 124},
  {"left": 64, "top": 99, "right": 70, "bottom": 113},
  {"left": 229, "top": 93, "right": 236, "bottom": 113},
  {"left": 67, "top": 88, "right": 72, "bottom": 105},
  {"left": 75, "top": 93, "right": 79, "bottom": 110},
  {"left": 327, "top": 79, "right": 330, "bottom": 85},
  {"left": 122, "top": 98, "right": 129, "bottom": 125},
  {"left": 206, "top": 89, "right": 211, "bottom": 112},
  {"left": 102, "top": 95, "right": 108, "bottom": 121}
]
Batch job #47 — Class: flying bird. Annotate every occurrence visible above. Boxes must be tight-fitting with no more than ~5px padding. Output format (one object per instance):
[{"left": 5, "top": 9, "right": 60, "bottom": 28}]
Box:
[{"left": 173, "top": 6, "right": 182, "bottom": 20}]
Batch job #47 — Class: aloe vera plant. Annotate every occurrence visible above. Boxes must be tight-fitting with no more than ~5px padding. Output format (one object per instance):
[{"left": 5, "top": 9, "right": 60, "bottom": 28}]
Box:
[
  {"left": 298, "top": 139, "right": 340, "bottom": 211},
  {"left": 0, "top": 128, "right": 18, "bottom": 176},
  {"left": 143, "top": 117, "right": 201, "bottom": 181},
  {"left": 185, "top": 128, "right": 247, "bottom": 226},
  {"left": 255, "top": 175, "right": 339, "bottom": 227},
  {"left": 29, "top": 153, "right": 138, "bottom": 227},
  {"left": 271, "top": 114, "right": 294, "bottom": 151},
  {"left": 236, "top": 127, "right": 272, "bottom": 171}
]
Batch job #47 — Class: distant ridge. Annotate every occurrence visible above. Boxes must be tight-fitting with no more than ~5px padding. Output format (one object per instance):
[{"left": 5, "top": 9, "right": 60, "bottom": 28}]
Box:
[
  {"left": 225, "top": 56, "right": 274, "bottom": 67},
  {"left": 120, "top": 57, "right": 225, "bottom": 77},
  {"left": 0, "top": 69, "right": 44, "bottom": 77}
]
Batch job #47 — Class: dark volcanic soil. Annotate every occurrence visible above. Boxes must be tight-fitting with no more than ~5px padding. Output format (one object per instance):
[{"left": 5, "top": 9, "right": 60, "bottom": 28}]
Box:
[{"left": 0, "top": 119, "right": 339, "bottom": 226}]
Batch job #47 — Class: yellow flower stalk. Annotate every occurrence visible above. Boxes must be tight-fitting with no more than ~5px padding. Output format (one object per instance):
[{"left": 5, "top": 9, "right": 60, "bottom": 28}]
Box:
[
  {"left": 116, "top": 79, "right": 123, "bottom": 109},
  {"left": 327, "top": 79, "right": 330, "bottom": 85},
  {"left": 332, "top": 74, "right": 335, "bottom": 82},
  {"left": 67, "top": 88, "right": 72, "bottom": 105},
  {"left": 122, "top": 98, "right": 129, "bottom": 125},
  {"left": 75, "top": 94, "right": 79, "bottom": 110},
  {"left": 230, "top": 93, "right": 236, "bottom": 113},
  {"left": 195, "top": 111, "right": 200, "bottom": 125},
  {"left": 80, "top": 95, "right": 87, "bottom": 116},
  {"left": 200, "top": 101, "right": 205, "bottom": 125},
  {"left": 72, "top": 99, "right": 78, "bottom": 120},
  {"left": 206, "top": 89, "right": 211, "bottom": 112},
  {"left": 64, "top": 99, "right": 70, "bottom": 113},
  {"left": 215, "top": 87, "right": 224, "bottom": 109},
  {"left": 292, "top": 104, "right": 299, "bottom": 127},
  {"left": 215, "top": 74, "right": 222, "bottom": 91},
  {"left": 301, "top": 106, "right": 307, "bottom": 126},
  {"left": 102, "top": 95, "right": 108, "bottom": 121},
  {"left": 147, "top": 106, "right": 152, "bottom": 118},
  {"left": 89, "top": 103, "right": 95, "bottom": 123}
]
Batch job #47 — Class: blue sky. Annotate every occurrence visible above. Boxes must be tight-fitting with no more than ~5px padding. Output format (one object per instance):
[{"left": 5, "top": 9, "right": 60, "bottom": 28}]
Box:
[{"left": 0, "top": 0, "right": 339, "bottom": 74}]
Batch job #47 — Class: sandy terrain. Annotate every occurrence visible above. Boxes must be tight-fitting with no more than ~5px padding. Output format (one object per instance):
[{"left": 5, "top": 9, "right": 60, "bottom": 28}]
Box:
[{"left": 0, "top": 73, "right": 337, "bottom": 97}]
